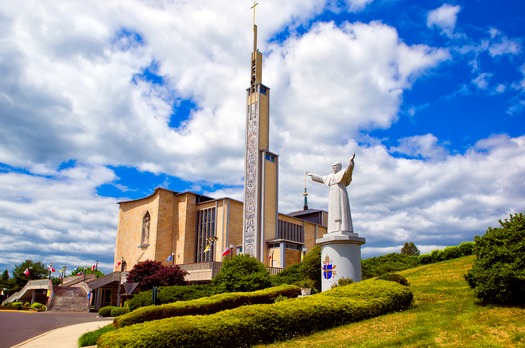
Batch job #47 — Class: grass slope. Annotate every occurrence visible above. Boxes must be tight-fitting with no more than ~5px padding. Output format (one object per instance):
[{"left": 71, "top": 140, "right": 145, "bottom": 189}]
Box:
[{"left": 259, "top": 256, "right": 525, "bottom": 347}]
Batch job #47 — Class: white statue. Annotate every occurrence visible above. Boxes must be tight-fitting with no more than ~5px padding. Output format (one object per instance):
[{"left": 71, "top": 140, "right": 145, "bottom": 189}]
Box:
[{"left": 306, "top": 154, "right": 355, "bottom": 233}]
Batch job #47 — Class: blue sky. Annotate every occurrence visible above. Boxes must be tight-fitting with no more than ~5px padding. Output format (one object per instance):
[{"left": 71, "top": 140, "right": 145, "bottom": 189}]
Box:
[{"left": 0, "top": 0, "right": 524, "bottom": 275}]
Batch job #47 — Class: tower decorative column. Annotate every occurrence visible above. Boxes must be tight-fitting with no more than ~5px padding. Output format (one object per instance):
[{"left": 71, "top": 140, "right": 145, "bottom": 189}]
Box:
[
  {"left": 306, "top": 154, "right": 366, "bottom": 291},
  {"left": 242, "top": 3, "right": 279, "bottom": 262}
]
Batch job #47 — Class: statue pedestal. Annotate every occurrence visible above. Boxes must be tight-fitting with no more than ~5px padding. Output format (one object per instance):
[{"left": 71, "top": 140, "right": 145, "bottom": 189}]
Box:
[{"left": 316, "top": 232, "right": 366, "bottom": 292}]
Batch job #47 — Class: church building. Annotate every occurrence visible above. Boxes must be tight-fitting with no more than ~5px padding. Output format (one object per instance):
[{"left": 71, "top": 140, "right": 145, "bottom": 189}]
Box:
[{"left": 113, "top": 12, "right": 328, "bottom": 282}]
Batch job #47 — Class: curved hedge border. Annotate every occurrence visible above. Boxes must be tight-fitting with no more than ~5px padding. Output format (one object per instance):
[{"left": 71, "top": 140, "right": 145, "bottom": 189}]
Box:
[
  {"left": 99, "top": 280, "right": 413, "bottom": 348},
  {"left": 114, "top": 284, "right": 300, "bottom": 328}
]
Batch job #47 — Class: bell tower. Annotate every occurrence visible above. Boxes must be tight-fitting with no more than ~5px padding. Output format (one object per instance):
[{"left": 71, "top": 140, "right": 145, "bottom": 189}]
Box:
[{"left": 242, "top": 2, "right": 279, "bottom": 261}]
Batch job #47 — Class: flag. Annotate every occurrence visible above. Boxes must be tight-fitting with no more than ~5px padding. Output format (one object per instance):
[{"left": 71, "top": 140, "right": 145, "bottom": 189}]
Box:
[
  {"left": 91, "top": 264, "right": 96, "bottom": 271},
  {"left": 222, "top": 248, "right": 231, "bottom": 257},
  {"left": 204, "top": 244, "right": 210, "bottom": 253},
  {"left": 23, "top": 268, "right": 30, "bottom": 276},
  {"left": 47, "top": 264, "right": 56, "bottom": 272},
  {"left": 166, "top": 254, "right": 173, "bottom": 262},
  {"left": 115, "top": 261, "right": 121, "bottom": 269},
  {"left": 268, "top": 254, "right": 272, "bottom": 259}
]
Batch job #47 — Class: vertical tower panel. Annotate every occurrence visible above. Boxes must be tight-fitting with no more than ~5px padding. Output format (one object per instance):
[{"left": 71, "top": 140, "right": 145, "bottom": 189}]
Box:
[{"left": 242, "top": 23, "right": 278, "bottom": 262}]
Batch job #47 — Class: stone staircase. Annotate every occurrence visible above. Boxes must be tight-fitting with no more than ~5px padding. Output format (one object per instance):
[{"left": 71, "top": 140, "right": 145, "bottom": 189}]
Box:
[{"left": 48, "top": 287, "right": 89, "bottom": 312}]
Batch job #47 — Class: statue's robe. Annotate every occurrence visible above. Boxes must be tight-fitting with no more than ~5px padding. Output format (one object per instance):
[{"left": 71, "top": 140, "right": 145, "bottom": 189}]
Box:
[{"left": 311, "top": 162, "right": 354, "bottom": 233}]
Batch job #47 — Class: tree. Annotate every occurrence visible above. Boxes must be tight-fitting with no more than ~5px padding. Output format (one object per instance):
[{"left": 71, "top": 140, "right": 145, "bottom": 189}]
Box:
[
  {"left": 0, "top": 269, "right": 10, "bottom": 296},
  {"left": 298, "top": 244, "right": 321, "bottom": 291},
  {"left": 69, "top": 267, "right": 104, "bottom": 278},
  {"left": 212, "top": 254, "right": 271, "bottom": 293},
  {"left": 10, "top": 260, "right": 49, "bottom": 292},
  {"left": 401, "top": 242, "right": 420, "bottom": 256},
  {"left": 126, "top": 260, "right": 188, "bottom": 290},
  {"left": 465, "top": 213, "right": 525, "bottom": 305},
  {"left": 0, "top": 269, "right": 9, "bottom": 285}
]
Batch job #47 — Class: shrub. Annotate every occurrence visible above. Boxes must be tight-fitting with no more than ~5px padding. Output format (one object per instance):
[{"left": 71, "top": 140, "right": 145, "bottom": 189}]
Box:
[
  {"left": 78, "top": 324, "right": 115, "bottom": 347},
  {"left": 98, "top": 280, "right": 413, "bottom": 348},
  {"left": 331, "top": 277, "right": 354, "bottom": 288},
  {"left": 298, "top": 245, "right": 322, "bottom": 291},
  {"left": 442, "top": 246, "right": 461, "bottom": 260},
  {"left": 110, "top": 306, "right": 130, "bottom": 317},
  {"left": 458, "top": 241, "right": 475, "bottom": 256},
  {"left": 377, "top": 273, "right": 410, "bottom": 286},
  {"left": 419, "top": 254, "right": 432, "bottom": 264},
  {"left": 362, "top": 253, "right": 420, "bottom": 279},
  {"left": 270, "top": 264, "right": 301, "bottom": 286},
  {"left": 430, "top": 249, "right": 444, "bottom": 263},
  {"left": 30, "top": 302, "right": 44, "bottom": 310},
  {"left": 273, "top": 295, "right": 287, "bottom": 303},
  {"left": 98, "top": 306, "right": 115, "bottom": 317},
  {"left": 212, "top": 254, "right": 271, "bottom": 293},
  {"left": 114, "top": 285, "right": 300, "bottom": 328},
  {"left": 294, "top": 278, "right": 315, "bottom": 289},
  {"left": 10, "top": 301, "right": 23, "bottom": 307},
  {"left": 465, "top": 213, "right": 525, "bottom": 305}
]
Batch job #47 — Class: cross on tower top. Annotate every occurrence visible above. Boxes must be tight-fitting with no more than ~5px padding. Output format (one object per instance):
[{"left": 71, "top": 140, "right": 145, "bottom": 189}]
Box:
[{"left": 251, "top": 1, "right": 258, "bottom": 29}]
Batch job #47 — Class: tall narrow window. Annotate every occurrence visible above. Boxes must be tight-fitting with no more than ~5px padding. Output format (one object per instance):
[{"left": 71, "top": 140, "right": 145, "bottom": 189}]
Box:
[
  {"left": 196, "top": 207, "right": 216, "bottom": 262},
  {"left": 142, "top": 212, "right": 151, "bottom": 245}
]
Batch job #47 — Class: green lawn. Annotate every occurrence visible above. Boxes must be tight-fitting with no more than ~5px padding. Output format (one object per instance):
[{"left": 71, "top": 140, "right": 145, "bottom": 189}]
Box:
[{"left": 259, "top": 256, "right": 525, "bottom": 347}]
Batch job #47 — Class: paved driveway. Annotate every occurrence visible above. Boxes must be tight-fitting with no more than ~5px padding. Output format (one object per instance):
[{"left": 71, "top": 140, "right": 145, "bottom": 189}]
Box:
[{"left": 0, "top": 311, "right": 106, "bottom": 347}]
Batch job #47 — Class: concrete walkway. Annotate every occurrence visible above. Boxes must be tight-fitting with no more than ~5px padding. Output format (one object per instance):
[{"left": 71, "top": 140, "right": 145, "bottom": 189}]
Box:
[{"left": 12, "top": 320, "right": 113, "bottom": 348}]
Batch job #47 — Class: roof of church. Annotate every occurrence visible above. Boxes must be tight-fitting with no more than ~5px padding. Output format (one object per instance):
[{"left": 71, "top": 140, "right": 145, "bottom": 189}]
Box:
[
  {"left": 117, "top": 186, "right": 241, "bottom": 205},
  {"left": 287, "top": 208, "right": 326, "bottom": 216},
  {"left": 118, "top": 187, "right": 325, "bottom": 223}
]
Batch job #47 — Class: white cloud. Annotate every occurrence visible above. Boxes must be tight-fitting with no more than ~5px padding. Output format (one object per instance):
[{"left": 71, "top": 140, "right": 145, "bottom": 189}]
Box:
[
  {"left": 0, "top": 0, "right": 523, "bottom": 274},
  {"left": 350, "top": 134, "right": 525, "bottom": 250},
  {"left": 427, "top": 4, "right": 461, "bottom": 37},
  {"left": 473, "top": 72, "right": 492, "bottom": 90},
  {"left": 390, "top": 134, "right": 448, "bottom": 160},
  {"left": 346, "top": 0, "right": 374, "bottom": 12},
  {"left": 0, "top": 165, "right": 118, "bottom": 273},
  {"left": 487, "top": 28, "right": 521, "bottom": 57},
  {"left": 265, "top": 21, "right": 449, "bottom": 148}
]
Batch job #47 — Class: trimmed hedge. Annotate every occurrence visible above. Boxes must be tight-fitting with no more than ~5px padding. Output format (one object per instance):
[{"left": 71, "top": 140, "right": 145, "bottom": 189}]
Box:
[
  {"left": 98, "top": 280, "right": 413, "bottom": 347},
  {"left": 111, "top": 306, "right": 130, "bottom": 317},
  {"left": 114, "top": 284, "right": 300, "bottom": 328},
  {"left": 78, "top": 324, "right": 115, "bottom": 347},
  {"left": 98, "top": 306, "right": 114, "bottom": 317},
  {"left": 128, "top": 284, "right": 217, "bottom": 311},
  {"left": 376, "top": 273, "right": 410, "bottom": 286}
]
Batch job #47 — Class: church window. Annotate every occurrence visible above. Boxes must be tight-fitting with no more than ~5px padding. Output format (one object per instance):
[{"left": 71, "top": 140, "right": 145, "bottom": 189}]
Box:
[
  {"left": 196, "top": 207, "right": 217, "bottom": 262},
  {"left": 277, "top": 220, "right": 304, "bottom": 243},
  {"left": 141, "top": 212, "right": 151, "bottom": 245}
]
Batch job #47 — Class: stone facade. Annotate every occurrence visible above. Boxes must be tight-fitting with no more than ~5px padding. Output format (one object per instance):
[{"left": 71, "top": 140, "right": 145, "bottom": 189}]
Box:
[{"left": 114, "top": 187, "right": 327, "bottom": 273}]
